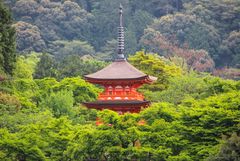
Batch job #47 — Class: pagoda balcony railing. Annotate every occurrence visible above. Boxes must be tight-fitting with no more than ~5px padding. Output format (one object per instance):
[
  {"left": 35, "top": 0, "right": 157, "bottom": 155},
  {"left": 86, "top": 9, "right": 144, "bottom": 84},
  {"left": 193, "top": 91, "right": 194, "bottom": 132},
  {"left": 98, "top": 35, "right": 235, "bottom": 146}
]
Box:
[{"left": 98, "top": 93, "right": 144, "bottom": 101}]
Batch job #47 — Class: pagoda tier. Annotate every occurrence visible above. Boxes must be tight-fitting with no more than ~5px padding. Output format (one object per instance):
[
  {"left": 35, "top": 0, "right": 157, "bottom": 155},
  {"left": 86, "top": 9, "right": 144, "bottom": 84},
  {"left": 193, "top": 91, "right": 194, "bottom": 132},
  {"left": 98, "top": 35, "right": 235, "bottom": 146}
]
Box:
[{"left": 85, "top": 60, "right": 156, "bottom": 84}]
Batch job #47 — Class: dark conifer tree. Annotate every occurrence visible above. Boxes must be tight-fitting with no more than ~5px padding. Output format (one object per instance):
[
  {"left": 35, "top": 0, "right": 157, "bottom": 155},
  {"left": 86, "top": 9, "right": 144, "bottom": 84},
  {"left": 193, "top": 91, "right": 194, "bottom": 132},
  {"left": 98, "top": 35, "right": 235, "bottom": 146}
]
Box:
[{"left": 0, "top": 1, "right": 16, "bottom": 75}]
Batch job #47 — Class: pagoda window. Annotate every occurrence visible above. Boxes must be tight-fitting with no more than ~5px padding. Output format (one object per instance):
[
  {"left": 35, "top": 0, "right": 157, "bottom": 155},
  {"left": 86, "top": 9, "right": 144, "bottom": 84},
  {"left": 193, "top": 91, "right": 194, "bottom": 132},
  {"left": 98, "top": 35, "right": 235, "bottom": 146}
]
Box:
[
  {"left": 115, "top": 85, "right": 123, "bottom": 91},
  {"left": 125, "top": 86, "right": 130, "bottom": 95},
  {"left": 108, "top": 86, "right": 113, "bottom": 95},
  {"left": 115, "top": 85, "right": 123, "bottom": 95}
]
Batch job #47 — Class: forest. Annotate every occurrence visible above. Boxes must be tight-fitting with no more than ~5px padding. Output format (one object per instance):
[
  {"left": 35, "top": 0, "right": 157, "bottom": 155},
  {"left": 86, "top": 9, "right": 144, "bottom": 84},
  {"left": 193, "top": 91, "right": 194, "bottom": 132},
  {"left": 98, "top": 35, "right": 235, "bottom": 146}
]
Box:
[{"left": 0, "top": 0, "right": 240, "bottom": 160}]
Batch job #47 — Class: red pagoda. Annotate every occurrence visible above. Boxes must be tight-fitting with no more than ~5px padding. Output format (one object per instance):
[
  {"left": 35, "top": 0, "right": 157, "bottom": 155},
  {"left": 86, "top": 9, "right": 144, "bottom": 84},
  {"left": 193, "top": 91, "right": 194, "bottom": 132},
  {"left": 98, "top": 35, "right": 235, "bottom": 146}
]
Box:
[{"left": 84, "top": 5, "right": 157, "bottom": 114}]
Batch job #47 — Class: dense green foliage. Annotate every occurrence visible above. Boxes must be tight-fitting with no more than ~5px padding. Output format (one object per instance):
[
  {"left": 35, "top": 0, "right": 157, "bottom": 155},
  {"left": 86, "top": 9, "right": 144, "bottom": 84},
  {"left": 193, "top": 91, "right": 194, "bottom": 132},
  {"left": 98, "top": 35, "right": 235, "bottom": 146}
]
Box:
[
  {"left": 4, "top": 0, "right": 240, "bottom": 70},
  {"left": 34, "top": 54, "right": 108, "bottom": 79},
  {"left": 0, "top": 51, "right": 239, "bottom": 160},
  {"left": 0, "top": 0, "right": 240, "bottom": 160},
  {"left": 129, "top": 51, "right": 182, "bottom": 90},
  {"left": 149, "top": 13, "right": 221, "bottom": 59}
]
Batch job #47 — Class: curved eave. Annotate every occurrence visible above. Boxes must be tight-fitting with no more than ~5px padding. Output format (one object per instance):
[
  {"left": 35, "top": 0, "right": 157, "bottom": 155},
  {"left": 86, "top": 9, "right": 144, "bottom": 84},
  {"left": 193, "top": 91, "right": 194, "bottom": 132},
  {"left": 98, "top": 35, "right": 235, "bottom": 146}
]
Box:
[
  {"left": 84, "top": 75, "right": 157, "bottom": 85},
  {"left": 147, "top": 75, "right": 158, "bottom": 83},
  {"left": 84, "top": 75, "right": 147, "bottom": 82}
]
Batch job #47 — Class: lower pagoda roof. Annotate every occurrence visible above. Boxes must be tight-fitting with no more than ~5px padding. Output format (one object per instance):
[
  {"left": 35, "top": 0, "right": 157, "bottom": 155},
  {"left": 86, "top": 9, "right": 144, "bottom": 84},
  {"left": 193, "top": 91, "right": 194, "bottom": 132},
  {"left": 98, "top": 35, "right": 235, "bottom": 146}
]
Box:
[
  {"left": 83, "top": 100, "right": 150, "bottom": 113},
  {"left": 85, "top": 100, "right": 149, "bottom": 105},
  {"left": 84, "top": 60, "right": 157, "bottom": 83}
]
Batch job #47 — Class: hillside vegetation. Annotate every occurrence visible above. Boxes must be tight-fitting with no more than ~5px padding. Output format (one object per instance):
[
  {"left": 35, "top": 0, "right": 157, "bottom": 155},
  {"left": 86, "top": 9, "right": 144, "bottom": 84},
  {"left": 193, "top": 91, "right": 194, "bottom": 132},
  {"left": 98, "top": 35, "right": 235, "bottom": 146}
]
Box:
[{"left": 4, "top": 0, "right": 240, "bottom": 70}]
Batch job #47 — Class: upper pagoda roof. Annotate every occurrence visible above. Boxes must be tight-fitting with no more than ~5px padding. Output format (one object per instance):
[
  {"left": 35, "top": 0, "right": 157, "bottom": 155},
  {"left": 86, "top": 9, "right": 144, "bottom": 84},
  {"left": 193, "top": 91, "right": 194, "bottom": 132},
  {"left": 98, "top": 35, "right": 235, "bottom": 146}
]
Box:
[
  {"left": 84, "top": 60, "right": 156, "bottom": 81},
  {"left": 84, "top": 5, "right": 157, "bottom": 84}
]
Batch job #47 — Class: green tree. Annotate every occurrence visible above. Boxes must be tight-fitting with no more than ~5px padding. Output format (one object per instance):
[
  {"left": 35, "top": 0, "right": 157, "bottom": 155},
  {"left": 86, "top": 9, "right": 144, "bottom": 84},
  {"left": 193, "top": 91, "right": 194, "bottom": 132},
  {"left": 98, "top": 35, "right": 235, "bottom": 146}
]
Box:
[
  {"left": 98, "top": 39, "right": 118, "bottom": 60},
  {"left": 125, "top": 29, "right": 138, "bottom": 56},
  {"left": 144, "top": 73, "right": 238, "bottom": 104},
  {"left": 34, "top": 77, "right": 59, "bottom": 98},
  {"left": 13, "top": 53, "right": 40, "bottom": 79},
  {"left": 179, "top": 91, "right": 240, "bottom": 160},
  {"left": 34, "top": 53, "right": 57, "bottom": 79},
  {"left": 98, "top": 109, "right": 120, "bottom": 125},
  {"left": 40, "top": 90, "right": 74, "bottom": 118},
  {"left": 129, "top": 10, "right": 154, "bottom": 41},
  {"left": 219, "top": 31, "right": 240, "bottom": 67},
  {"left": 0, "top": 111, "right": 76, "bottom": 161},
  {"left": 13, "top": 21, "right": 46, "bottom": 53},
  {"left": 53, "top": 77, "right": 100, "bottom": 103},
  {"left": 140, "top": 28, "right": 215, "bottom": 72},
  {"left": 129, "top": 0, "right": 183, "bottom": 17},
  {"left": 57, "top": 55, "right": 107, "bottom": 79},
  {"left": 52, "top": 40, "right": 95, "bottom": 58},
  {"left": 0, "top": 128, "right": 46, "bottom": 161},
  {"left": 140, "top": 102, "right": 180, "bottom": 124},
  {"left": 129, "top": 51, "right": 182, "bottom": 91},
  {"left": 185, "top": 0, "right": 240, "bottom": 36},
  {"left": 0, "top": 1, "right": 16, "bottom": 75},
  {"left": 89, "top": 0, "right": 131, "bottom": 50},
  {"left": 0, "top": 92, "right": 20, "bottom": 115},
  {"left": 11, "top": 78, "right": 40, "bottom": 109},
  {"left": 208, "top": 133, "right": 240, "bottom": 161},
  {"left": 11, "top": 0, "right": 93, "bottom": 53},
  {"left": 149, "top": 13, "right": 221, "bottom": 60}
]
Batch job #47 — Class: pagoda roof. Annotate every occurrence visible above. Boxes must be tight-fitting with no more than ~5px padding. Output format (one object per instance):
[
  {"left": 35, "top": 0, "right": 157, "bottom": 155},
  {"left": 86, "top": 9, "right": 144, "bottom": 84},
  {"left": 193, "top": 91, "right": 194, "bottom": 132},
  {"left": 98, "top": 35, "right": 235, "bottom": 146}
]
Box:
[
  {"left": 85, "top": 100, "right": 149, "bottom": 105},
  {"left": 85, "top": 60, "right": 157, "bottom": 82},
  {"left": 83, "top": 100, "right": 150, "bottom": 113}
]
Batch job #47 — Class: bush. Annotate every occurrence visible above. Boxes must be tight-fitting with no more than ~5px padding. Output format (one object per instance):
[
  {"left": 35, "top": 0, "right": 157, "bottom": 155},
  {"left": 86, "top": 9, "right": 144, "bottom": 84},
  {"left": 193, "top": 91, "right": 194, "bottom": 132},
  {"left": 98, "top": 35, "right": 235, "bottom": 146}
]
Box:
[{"left": 40, "top": 90, "right": 74, "bottom": 118}]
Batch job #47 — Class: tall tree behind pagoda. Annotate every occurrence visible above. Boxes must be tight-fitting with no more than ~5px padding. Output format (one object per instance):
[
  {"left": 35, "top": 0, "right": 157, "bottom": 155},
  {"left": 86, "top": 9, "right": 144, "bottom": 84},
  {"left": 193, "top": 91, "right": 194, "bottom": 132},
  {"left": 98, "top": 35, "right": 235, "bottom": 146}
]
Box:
[{"left": 0, "top": 1, "right": 16, "bottom": 75}]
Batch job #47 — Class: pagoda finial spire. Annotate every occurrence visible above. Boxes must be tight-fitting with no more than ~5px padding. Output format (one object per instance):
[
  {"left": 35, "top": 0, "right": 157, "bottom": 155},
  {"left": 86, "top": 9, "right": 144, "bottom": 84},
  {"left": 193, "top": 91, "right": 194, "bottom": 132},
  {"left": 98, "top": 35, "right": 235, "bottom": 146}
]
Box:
[{"left": 117, "top": 3, "right": 125, "bottom": 60}]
